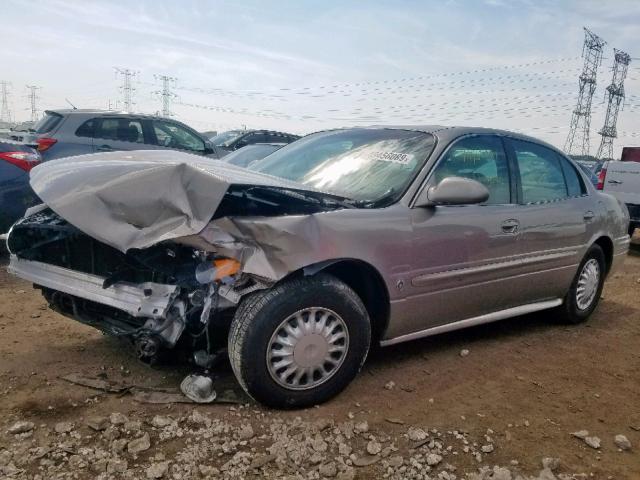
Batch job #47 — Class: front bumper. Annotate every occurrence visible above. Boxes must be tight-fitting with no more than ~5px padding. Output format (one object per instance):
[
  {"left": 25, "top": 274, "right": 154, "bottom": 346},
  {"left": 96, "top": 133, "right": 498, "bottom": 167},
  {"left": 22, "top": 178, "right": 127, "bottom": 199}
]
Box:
[{"left": 7, "top": 255, "right": 178, "bottom": 319}]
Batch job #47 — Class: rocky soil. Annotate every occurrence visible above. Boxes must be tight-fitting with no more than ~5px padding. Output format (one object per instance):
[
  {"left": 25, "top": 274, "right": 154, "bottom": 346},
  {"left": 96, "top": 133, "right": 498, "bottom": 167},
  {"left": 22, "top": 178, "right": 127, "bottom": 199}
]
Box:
[{"left": 1, "top": 245, "right": 639, "bottom": 479}]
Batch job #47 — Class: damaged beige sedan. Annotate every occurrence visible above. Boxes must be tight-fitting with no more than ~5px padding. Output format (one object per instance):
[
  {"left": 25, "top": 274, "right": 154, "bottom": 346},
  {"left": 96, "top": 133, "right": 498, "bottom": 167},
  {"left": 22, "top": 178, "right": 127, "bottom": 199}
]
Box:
[{"left": 5, "top": 126, "right": 630, "bottom": 407}]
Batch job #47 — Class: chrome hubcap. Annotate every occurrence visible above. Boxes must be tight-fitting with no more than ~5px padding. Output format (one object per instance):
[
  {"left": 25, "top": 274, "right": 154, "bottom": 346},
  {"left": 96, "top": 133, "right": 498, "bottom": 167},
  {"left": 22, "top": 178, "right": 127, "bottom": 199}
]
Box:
[
  {"left": 576, "top": 259, "right": 600, "bottom": 310},
  {"left": 267, "top": 307, "right": 349, "bottom": 390}
]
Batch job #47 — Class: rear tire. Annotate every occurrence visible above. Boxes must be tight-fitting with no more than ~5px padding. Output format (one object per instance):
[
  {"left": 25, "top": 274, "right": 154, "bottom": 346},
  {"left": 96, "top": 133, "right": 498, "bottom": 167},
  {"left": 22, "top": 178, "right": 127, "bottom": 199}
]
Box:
[
  {"left": 556, "top": 244, "right": 606, "bottom": 324},
  {"left": 228, "top": 273, "right": 371, "bottom": 408}
]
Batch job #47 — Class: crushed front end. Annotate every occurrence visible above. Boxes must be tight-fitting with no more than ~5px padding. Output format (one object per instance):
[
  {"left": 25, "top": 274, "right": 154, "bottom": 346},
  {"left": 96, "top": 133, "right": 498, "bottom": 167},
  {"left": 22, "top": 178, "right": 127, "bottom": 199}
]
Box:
[{"left": 6, "top": 208, "right": 264, "bottom": 364}]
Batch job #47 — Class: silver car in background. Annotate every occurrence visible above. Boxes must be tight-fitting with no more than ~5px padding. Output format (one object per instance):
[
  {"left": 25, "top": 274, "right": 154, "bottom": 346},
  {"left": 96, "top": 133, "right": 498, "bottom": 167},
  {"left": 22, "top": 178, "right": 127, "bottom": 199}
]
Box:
[{"left": 6, "top": 126, "right": 630, "bottom": 408}]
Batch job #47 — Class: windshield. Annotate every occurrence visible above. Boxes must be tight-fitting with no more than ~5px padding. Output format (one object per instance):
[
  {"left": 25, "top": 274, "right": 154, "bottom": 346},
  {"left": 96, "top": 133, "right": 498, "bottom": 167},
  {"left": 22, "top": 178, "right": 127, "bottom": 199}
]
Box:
[
  {"left": 209, "top": 130, "right": 245, "bottom": 147},
  {"left": 249, "top": 128, "right": 435, "bottom": 203}
]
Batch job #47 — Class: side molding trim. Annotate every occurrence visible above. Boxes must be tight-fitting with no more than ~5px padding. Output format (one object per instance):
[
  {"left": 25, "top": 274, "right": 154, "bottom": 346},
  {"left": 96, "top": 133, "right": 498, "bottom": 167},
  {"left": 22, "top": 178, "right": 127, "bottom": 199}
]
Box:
[{"left": 380, "top": 299, "right": 563, "bottom": 347}]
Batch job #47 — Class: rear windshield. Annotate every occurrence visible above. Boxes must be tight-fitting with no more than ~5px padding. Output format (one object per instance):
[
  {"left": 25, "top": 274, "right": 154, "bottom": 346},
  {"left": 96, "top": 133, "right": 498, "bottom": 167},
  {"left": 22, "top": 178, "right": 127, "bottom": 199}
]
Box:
[{"left": 33, "top": 112, "right": 63, "bottom": 134}]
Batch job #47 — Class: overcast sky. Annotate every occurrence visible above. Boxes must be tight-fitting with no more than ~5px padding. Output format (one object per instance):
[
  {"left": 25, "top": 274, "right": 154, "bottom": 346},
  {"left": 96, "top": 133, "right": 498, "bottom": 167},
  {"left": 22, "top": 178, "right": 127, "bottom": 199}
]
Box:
[{"left": 2, "top": 0, "right": 639, "bottom": 156}]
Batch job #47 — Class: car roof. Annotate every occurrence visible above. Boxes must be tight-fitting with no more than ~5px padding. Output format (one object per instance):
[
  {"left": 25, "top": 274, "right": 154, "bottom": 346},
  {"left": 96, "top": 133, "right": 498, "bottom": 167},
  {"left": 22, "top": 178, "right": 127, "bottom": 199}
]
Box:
[
  {"left": 45, "top": 109, "right": 172, "bottom": 120},
  {"left": 329, "top": 125, "right": 565, "bottom": 156}
]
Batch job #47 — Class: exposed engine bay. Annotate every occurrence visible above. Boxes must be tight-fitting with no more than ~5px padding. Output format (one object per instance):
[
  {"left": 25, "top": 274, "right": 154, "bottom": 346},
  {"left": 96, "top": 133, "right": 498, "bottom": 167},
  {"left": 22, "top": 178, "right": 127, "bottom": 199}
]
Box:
[
  {"left": 7, "top": 208, "right": 275, "bottom": 364},
  {"left": 6, "top": 177, "right": 348, "bottom": 364}
]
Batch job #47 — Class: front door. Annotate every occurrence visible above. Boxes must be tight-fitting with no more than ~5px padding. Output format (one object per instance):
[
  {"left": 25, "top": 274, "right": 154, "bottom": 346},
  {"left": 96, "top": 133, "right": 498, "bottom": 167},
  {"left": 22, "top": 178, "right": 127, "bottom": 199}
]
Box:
[{"left": 405, "top": 134, "right": 525, "bottom": 333}]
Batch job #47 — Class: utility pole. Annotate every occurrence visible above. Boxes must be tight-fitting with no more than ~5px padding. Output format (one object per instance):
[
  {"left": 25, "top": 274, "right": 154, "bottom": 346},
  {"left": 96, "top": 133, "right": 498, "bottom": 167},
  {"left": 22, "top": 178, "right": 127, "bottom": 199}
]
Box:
[
  {"left": 0, "top": 81, "right": 12, "bottom": 123},
  {"left": 114, "top": 67, "right": 137, "bottom": 113},
  {"left": 564, "top": 28, "right": 606, "bottom": 157},
  {"left": 596, "top": 49, "right": 631, "bottom": 160},
  {"left": 25, "top": 85, "right": 41, "bottom": 122},
  {"left": 154, "top": 75, "right": 177, "bottom": 117}
]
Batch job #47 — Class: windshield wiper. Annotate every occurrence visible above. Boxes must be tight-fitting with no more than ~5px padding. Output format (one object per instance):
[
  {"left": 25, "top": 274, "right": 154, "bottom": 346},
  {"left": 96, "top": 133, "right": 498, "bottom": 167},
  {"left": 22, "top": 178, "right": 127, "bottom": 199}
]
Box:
[
  {"left": 353, "top": 188, "right": 397, "bottom": 208},
  {"left": 265, "top": 187, "right": 359, "bottom": 209}
]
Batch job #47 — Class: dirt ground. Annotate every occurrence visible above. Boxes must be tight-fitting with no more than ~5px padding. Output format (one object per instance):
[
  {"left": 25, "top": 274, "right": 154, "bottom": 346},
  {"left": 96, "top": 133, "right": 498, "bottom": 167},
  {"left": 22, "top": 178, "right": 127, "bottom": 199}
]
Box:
[{"left": 1, "top": 244, "right": 639, "bottom": 479}]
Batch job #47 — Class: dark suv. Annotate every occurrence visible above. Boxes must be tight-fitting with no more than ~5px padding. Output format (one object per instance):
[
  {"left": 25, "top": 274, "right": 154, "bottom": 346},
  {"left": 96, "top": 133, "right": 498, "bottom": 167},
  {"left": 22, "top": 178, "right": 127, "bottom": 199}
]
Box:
[
  {"left": 23, "top": 110, "right": 217, "bottom": 161},
  {"left": 210, "top": 129, "right": 299, "bottom": 157}
]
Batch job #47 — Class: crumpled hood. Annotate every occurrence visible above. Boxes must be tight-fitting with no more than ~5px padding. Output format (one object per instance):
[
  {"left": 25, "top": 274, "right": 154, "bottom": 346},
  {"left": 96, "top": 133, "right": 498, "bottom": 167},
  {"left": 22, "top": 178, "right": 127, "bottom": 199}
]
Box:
[{"left": 29, "top": 150, "right": 318, "bottom": 252}]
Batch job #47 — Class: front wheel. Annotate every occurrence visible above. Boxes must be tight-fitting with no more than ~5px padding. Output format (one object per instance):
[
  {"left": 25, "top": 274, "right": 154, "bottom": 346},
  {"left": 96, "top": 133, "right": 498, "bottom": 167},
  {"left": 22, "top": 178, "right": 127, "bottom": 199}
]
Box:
[
  {"left": 228, "top": 273, "right": 371, "bottom": 408},
  {"left": 556, "top": 244, "right": 606, "bottom": 324}
]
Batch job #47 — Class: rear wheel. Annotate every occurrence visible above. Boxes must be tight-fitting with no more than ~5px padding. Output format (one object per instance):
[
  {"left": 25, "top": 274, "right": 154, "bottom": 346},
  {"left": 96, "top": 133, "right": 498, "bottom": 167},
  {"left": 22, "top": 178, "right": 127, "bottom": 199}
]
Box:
[
  {"left": 228, "top": 273, "right": 371, "bottom": 408},
  {"left": 556, "top": 244, "right": 606, "bottom": 324}
]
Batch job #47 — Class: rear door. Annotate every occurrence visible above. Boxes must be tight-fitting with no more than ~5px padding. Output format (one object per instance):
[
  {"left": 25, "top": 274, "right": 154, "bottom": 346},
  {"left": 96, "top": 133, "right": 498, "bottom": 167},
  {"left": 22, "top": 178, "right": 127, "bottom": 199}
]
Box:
[
  {"left": 93, "top": 117, "right": 145, "bottom": 153},
  {"left": 505, "top": 138, "right": 593, "bottom": 301},
  {"left": 406, "top": 134, "right": 524, "bottom": 332}
]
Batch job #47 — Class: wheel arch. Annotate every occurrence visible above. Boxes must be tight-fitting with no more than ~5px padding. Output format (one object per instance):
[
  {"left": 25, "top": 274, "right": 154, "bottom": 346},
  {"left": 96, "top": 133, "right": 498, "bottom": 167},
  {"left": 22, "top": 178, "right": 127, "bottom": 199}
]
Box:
[
  {"left": 282, "top": 258, "right": 391, "bottom": 343},
  {"left": 592, "top": 235, "right": 613, "bottom": 275}
]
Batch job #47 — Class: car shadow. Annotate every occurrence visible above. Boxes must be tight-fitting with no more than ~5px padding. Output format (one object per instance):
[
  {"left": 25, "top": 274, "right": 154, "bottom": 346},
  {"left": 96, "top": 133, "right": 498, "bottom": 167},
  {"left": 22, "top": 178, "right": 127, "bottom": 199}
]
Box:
[{"left": 365, "top": 295, "right": 636, "bottom": 370}]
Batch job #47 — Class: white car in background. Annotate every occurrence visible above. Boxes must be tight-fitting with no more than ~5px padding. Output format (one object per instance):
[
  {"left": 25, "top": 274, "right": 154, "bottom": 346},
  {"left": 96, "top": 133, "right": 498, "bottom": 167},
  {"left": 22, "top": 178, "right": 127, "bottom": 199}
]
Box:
[{"left": 597, "top": 160, "right": 640, "bottom": 236}]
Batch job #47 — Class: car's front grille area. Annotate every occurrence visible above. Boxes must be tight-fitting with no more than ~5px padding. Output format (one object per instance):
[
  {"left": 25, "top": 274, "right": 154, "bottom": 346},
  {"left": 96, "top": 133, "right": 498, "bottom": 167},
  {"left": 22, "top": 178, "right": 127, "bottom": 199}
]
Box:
[{"left": 7, "top": 209, "right": 196, "bottom": 286}]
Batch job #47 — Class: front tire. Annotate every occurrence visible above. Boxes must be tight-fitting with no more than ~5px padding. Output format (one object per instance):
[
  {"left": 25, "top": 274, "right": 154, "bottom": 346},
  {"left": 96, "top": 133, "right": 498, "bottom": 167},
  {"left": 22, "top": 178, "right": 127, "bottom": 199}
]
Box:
[
  {"left": 228, "top": 273, "right": 371, "bottom": 408},
  {"left": 556, "top": 244, "right": 606, "bottom": 324}
]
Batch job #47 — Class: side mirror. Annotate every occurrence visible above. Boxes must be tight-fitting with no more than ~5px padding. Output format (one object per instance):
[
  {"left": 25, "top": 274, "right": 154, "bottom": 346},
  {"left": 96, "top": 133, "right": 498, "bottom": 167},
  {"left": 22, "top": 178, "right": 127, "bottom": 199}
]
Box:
[{"left": 414, "top": 176, "right": 490, "bottom": 207}]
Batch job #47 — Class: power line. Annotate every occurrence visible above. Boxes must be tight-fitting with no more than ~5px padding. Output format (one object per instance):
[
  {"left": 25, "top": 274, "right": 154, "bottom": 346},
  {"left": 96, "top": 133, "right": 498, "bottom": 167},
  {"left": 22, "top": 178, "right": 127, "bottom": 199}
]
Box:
[
  {"left": 596, "top": 49, "right": 632, "bottom": 160},
  {"left": 25, "top": 85, "right": 41, "bottom": 122},
  {"left": 564, "top": 27, "right": 606, "bottom": 156},
  {"left": 154, "top": 75, "right": 177, "bottom": 117},
  {"left": 0, "top": 81, "right": 12, "bottom": 123},
  {"left": 114, "top": 67, "right": 138, "bottom": 113}
]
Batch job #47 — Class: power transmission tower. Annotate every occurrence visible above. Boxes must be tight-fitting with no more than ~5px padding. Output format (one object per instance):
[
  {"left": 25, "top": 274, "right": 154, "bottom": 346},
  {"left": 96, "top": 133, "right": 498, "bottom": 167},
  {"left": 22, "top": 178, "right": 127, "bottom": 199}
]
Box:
[
  {"left": 0, "top": 81, "right": 12, "bottom": 123},
  {"left": 596, "top": 49, "right": 631, "bottom": 160},
  {"left": 114, "top": 67, "right": 137, "bottom": 113},
  {"left": 25, "top": 85, "right": 41, "bottom": 122},
  {"left": 564, "top": 28, "right": 606, "bottom": 156},
  {"left": 154, "top": 75, "right": 177, "bottom": 117}
]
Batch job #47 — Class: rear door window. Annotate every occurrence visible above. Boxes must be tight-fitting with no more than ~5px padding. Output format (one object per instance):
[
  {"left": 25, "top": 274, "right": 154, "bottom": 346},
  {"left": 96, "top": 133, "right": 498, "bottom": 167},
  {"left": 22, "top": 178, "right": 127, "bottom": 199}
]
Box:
[
  {"left": 510, "top": 139, "right": 568, "bottom": 203},
  {"left": 96, "top": 118, "right": 144, "bottom": 143},
  {"left": 431, "top": 135, "right": 511, "bottom": 204},
  {"left": 76, "top": 119, "right": 97, "bottom": 138}
]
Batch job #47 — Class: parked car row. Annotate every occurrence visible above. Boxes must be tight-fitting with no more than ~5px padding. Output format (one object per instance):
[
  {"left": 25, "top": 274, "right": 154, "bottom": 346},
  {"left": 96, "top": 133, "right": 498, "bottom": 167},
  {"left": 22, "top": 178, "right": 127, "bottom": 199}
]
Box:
[
  {"left": 0, "top": 109, "right": 298, "bottom": 228},
  {"left": 19, "top": 109, "right": 298, "bottom": 161},
  {"left": 5, "top": 125, "right": 630, "bottom": 408}
]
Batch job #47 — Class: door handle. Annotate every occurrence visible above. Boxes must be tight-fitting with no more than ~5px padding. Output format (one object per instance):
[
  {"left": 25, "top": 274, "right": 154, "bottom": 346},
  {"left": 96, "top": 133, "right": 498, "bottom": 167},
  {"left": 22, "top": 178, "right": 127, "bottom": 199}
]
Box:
[
  {"left": 607, "top": 179, "right": 622, "bottom": 185},
  {"left": 501, "top": 219, "right": 520, "bottom": 234},
  {"left": 583, "top": 211, "right": 595, "bottom": 222},
  {"left": 96, "top": 145, "right": 113, "bottom": 152}
]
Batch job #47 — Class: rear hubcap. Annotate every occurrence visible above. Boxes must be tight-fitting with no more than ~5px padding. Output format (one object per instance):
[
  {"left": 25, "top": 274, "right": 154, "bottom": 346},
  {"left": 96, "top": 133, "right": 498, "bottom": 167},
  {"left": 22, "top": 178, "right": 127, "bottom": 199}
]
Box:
[
  {"left": 267, "top": 307, "right": 349, "bottom": 390},
  {"left": 576, "top": 258, "right": 600, "bottom": 310}
]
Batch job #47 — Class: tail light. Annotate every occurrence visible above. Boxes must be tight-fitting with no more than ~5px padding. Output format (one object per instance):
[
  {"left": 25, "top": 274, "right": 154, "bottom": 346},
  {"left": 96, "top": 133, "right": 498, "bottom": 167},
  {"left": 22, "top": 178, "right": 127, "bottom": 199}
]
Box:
[
  {"left": 37, "top": 137, "right": 57, "bottom": 152},
  {"left": 0, "top": 151, "right": 42, "bottom": 172},
  {"left": 596, "top": 164, "right": 608, "bottom": 190}
]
